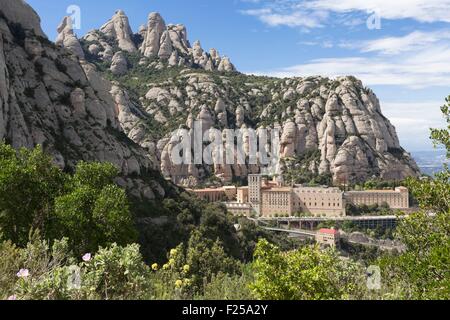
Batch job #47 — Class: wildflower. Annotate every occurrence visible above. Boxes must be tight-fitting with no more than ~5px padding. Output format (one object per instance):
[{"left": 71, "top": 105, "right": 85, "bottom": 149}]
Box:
[
  {"left": 82, "top": 253, "right": 91, "bottom": 262},
  {"left": 151, "top": 263, "right": 159, "bottom": 271},
  {"left": 183, "top": 278, "right": 191, "bottom": 286},
  {"left": 16, "top": 269, "right": 29, "bottom": 278},
  {"left": 162, "top": 264, "right": 169, "bottom": 270},
  {"left": 170, "top": 249, "right": 177, "bottom": 257},
  {"left": 168, "top": 258, "right": 175, "bottom": 266},
  {"left": 175, "top": 279, "right": 183, "bottom": 288},
  {"left": 7, "top": 295, "right": 17, "bottom": 300},
  {"left": 183, "top": 265, "right": 190, "bottom": 273}
]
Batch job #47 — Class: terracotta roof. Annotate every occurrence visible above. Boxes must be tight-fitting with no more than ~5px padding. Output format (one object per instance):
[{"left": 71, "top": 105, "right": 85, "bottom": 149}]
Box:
[{"left": 318, "top": 228, "right": 338, "bottom": 235}]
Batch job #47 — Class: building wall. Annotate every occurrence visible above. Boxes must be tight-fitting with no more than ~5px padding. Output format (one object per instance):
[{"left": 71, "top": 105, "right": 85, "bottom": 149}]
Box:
[
  {"left": 248, "top": 174, "right": 262, "bottom": 215},
  {"left": 345, "top": 187, "right": 409, "bottom": 209},
  {"left": 316, "top": 232, "right": 340, "bottom": 247},
  {"left": 225, "top": 202, "right": 253, "bottom": 216},
  {"left": 293, "top": 187, "right": 345, "bottom": 217},
  {"left": 261, "top": 189, "right": 293, "bottom": 217},
  {"left": 188, "top": 189, "right": 226, "bottom": 202},
  {"left": 237, "top": 187, "right": 249, "bottom": 203}
]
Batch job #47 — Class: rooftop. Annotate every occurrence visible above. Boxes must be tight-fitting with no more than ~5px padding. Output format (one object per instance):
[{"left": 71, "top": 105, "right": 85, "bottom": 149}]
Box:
[{"left": 318, "top": 228, "right": 339, "bottom": 235}]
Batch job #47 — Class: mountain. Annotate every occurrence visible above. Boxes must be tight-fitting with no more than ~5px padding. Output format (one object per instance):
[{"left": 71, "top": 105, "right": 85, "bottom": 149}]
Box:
[
  {"left": 412, "top": 149, "right": 449, "bottom": 176},
  {"left": 53, "top": 9, "right": 419, "bottom": 186},
  {"left": 0, "top": 0, "right": 253, "bottom": 261},
  {"left": 0, "top": 0, "right": 175, "bottom": 202},
  {"left": 0, "top": 1, "right": 420, "bottom": 193}
]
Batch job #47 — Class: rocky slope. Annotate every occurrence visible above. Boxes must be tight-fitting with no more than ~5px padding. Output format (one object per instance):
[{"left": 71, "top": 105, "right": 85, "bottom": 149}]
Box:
[
  {"left": 53, "top": 9, "right": 420, "bottom": 186},
  {"left": 79, "top": 10, "right": 236, "bottom": 72},
  {"left": 0, "top": 0, "right": 171, "bottom": 201},
  {"left": 1, "top": 1, "right": 420, "bottom": 190}
]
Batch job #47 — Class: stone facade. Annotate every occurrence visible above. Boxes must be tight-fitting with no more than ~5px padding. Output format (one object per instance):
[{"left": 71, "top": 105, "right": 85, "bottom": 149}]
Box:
[
  {"left": 293, "top": 187, "right": 345, "bottom": 217},
  {"left": 261, "top": 188, "right": 293, "bottom": 217},
  {"left": 186, "top": 186, "right": 236, "bottom": 202},
  {"left": 225, "top": 202, "right": 253, "bottom": 216},
  {"left": 345, "top": 187, "right": 409, "bottom": 209},
  {"left": 316, "top": 228, "right": 340, "bottom": 247}
]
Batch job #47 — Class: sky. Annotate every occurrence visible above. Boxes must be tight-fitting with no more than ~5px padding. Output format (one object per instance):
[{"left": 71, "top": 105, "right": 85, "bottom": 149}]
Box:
[{"left": 26, "top": 0, "right": 450, "bottom": 152}]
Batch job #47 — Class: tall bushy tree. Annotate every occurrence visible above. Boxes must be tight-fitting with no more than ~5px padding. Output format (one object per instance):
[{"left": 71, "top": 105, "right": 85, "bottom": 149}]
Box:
[
  {"left": 251, "top": 239, "right": 366, "bottom": 300},
  {"left": 0, "top": 145, "right": 65, "bottom": 245},
  {"left": 0, "top": 144, "right": 137, "bottom": 255},
  {"left": 381, "top": 97, "right": 450, "bottom": 300},
  {"left": 53, "top": 162, "right": 137, "bottom": 255}
]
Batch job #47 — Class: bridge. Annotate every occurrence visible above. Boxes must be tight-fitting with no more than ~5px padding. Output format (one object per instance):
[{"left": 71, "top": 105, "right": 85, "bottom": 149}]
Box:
[
  {"left": 262, "top": 227, "right": 316, "bottom": 237},
  {"left": 256, "top": 215, "right": 404, "bottom": 230}
]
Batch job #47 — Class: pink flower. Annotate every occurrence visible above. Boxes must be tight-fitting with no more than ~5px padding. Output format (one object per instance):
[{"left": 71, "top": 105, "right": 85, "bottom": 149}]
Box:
[
  {"left": 82, "top": 253, "right": 92, "bottom": 262},
  {"left": 7, "top": 295, "right": 17, "bottom": 300},
  {"left": 16, "top": 269, "right": 29, "bottom": 278}
]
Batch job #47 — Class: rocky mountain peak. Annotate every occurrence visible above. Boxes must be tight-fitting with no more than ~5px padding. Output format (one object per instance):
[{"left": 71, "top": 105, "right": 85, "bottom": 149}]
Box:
[
  {"left": 78, "top": 9, "right": 235, "bottom": 72},
  {"left": 56, "top": 16, "right": 85, "bottom": 59},
  {"left": 0, "top": 0, "right": 45, "bottom": 38},
  {"left": 0, "top": 0, "right": 170, "bottom": 200},
  {"left": 100, "top": 9, "right": 137, "bottom": 53}
]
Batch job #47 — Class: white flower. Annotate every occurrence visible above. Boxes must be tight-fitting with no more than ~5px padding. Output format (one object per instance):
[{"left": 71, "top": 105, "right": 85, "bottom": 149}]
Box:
[
  {"left": 82, "top": 253, "right": 92, "bottom": 262},
  {"left": 16, "top": 269, "right": 29, "bottom": 278},
  {"left": 7, "top": 295, "right": 17, "bottom": 300}
]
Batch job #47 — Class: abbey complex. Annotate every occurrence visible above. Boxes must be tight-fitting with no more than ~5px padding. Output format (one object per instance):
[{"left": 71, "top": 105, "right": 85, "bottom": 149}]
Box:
[{"left": 188, "top": 174, "right": 409, "bottom": 217}]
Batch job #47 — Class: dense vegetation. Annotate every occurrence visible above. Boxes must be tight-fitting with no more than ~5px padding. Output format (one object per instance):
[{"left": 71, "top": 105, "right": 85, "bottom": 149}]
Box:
[{"left": 0, "top": 97, "right": 449, "bottom": 300}]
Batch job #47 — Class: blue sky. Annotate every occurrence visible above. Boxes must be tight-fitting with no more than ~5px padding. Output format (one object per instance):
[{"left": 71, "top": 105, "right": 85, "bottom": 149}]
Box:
[{"left": 27, "top": 0, "right": 450, "bottom": 151}]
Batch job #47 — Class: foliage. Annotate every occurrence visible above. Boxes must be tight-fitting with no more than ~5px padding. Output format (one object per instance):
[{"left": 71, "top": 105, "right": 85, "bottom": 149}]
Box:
[
  {"left": 6, "top": 239, "right": 151, "bottom": 300},
  {"left": 0, "top": 144, "right": 65, "bottom": 245},
  {"left": 0, "top": 144, "right": 136, "bottom": 255},
  {"left": 379, "top": 97, "right": 450, "bottom": 300},
  {"left": 345, "top": 202, "right": 393, "bottom": 216},
  {"left": 250, "top": 239, "right": 366, "bottom": 300},
  {"left": 53, "top": 162, "right": 136, "bottom": 256},
  {"left": 195, "top": 268, "right": 254, "bottom": 300}
]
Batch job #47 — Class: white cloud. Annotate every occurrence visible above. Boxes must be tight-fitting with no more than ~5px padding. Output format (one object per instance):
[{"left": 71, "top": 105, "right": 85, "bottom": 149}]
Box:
[
  {"left": 248, "top": 44, "right": 450, "bottom": 88},
  {"left": 240, "top": 7, "right": 327, "bottom": 28},
  {"left": 240, "top": 0, "right": 450, "bottom": 29},
  {"left": 306, "top": 0, "right": 450, "bottom": 23},
  {"left": 381, "top": 101, "right": 446, "bottom": 150},
  {"left": 344, "top": 30, "right": 450, "bottom": 55}
]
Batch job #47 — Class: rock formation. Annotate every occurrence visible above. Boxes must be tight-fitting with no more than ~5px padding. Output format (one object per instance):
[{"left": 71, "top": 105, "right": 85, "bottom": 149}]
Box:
[
  {"left": 110, "top": 51, "right": 128, "bottom": 76},
  {"left": 0, "top": 0, "right": 419, "bottom": 190},
  {"left": 0, "top": 0, "right": 168, "bottom": 200},
  {"left": 55, "top": 16, "right": 85, "bottom": 59},
  {"left": 99, "top": 10, "right": 136, "bottom": 53}
]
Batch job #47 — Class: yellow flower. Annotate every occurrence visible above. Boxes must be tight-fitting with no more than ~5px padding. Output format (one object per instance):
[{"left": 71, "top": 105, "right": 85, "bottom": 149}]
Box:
[
  {"left": 183, "top": 278, "right": 191, "bottom": 286},
  {"left": 162, "top": 264, "right": 169, "bottom": 270},
  {"left": 183, "top": 265, "right": 190, "bottom": 273},
  {"left": 168, "top": 258, "right": 175, "bottom": 266},
  {"left": 151, "top": 263, "right": 159, "bottom": 271},
  {"left": 170, "top": 249, "right": 178, "bottom": 257},
  {"left": 175, "top": 279, "right": 183, "bottom": 288}
]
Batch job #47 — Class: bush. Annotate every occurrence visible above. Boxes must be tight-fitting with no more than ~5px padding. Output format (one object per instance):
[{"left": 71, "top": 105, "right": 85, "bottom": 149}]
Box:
[{"left": 250, "top": 239, "right": 367, "bottom": 300}]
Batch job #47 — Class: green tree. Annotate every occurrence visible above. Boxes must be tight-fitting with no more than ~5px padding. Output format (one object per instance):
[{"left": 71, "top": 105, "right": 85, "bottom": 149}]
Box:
[
  {"left": 380, "top": 97, "right": 450, "bottom": 300},
  {"left": 53, "top": 162, "right": 136, "bottom": 255},
  {"left": 250, "top": 239, "right": 366, "bottom": 300},
  {"left": 0, "top": 144, "right": 65, "bottom": 245}
]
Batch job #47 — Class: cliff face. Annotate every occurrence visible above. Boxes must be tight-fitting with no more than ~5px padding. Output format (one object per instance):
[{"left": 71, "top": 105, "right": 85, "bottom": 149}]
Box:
[
  {"left": 0, "top": 1, "right": 420, "bottom": 189},
  {"left": 64, "top": 9, "right": 419, "bottom": 186},
  {"left": 0, "top": 0, "right": 170, "bottom": 200}
]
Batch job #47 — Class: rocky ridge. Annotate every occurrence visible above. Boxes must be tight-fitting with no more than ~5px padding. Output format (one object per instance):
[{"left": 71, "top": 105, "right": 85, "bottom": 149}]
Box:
[
  {"left": 0, "top": 0, "right": 171, "bottom": 201},
  {"left": 76, "top": 10, "right": 236, "bottom": 72},
  {"left": 1, "top": 1, "right": 420, "bottom": 190},
  {"left": 55, "top": 9, "right": 419, "bottom": 187}
]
